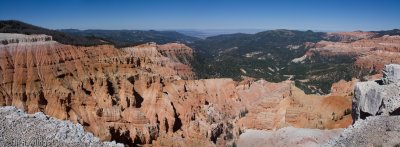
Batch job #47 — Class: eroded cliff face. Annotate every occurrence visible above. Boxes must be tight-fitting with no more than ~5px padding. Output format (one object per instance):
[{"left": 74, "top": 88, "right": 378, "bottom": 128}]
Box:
[
  {"left": 0, "top": 33, "right": 52, "bottom": 45},
  {"left": 310, "top": 35, "right": 400, "bottom": 71},
  {"left": 122, "top": 42, "right": 194, "bottom": 80},
  {"left": 0, "top": 33, "right": 354, "bottom": 146},
  {"left": 0, "top": 33, "right": 198, "bottom": 145},
  {"left": 324, "top": 31, "right": 376, "bottom": 42}
]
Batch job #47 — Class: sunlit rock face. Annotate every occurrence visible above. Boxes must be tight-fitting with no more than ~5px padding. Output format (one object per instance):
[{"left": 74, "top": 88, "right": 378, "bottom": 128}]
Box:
[
  {"left": 0, "top": 33, "right": 53, "bottom": 45},
  {"left": 326, "top": 64, "right": 400, "bottom": 146},
  {"left": 304, "top": 35, "right": 400, "bottom": 71},
  {"left": 324, "top": 31, "right": 376, "bottom": 42},
  {"left": 353, "top": 64, "right": 400, "bottom": 121},
  {"left": 0, "top": 33, "right": 197, "bottom": 145},
  {"left": 0, "top": 33, "right": 354, "bottom": 146}
]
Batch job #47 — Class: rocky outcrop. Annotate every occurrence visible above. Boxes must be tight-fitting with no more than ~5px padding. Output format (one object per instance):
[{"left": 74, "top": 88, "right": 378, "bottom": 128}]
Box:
[
  {"left": 353, "top": 64, "right": 400, "bottom": 121},
  {"left": 0, "top": 33, "right": 52, "bottom": 45},
  {"left": 122, "top": 42, "right": 194, "bottom": 80},
  {"left": 157, "top": 43, "right": 193, "bottom": 65},
  {"left": 330, "top": 79, "right": 358, "bottom": 96},
  {"left": 0, "top": 106, "right": 122, "bottom": 147},
  {"left": 383, "top": 64, "right": 400, "bottom": 83},
  {"left": 327, "top": 64, "right": 400, "bottom": 146}
]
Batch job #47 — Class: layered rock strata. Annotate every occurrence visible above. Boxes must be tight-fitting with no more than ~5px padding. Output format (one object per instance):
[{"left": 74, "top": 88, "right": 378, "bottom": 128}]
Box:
[
  {"left": 0, "top": 34, "right": 198, "bottom": 145},
  {"left": 324, "top": 31, "right": 376, "bottom": 42},
  {"left": 310, "top": 35, "right": 400, "bottom": 71},
  {"left": 0, "top": 33, "right": 52, "bottom": 45},
  {"left": 0, "top": 33, "right": 355, "bottom": 146}
]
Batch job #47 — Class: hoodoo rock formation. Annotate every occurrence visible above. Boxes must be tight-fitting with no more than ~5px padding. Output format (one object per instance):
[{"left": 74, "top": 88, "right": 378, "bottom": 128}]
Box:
[
  {"left": 237, "top": 79, "right": 353, "bottom": 131},
  {"left": 237, "top": 65, "right": 400, "bottom": 147},
  {"left": 0, "top": 33, "right": 201, "bottom": 146},
  {"left": 0, "top": 33, "right": 354, "bottom": 146}
]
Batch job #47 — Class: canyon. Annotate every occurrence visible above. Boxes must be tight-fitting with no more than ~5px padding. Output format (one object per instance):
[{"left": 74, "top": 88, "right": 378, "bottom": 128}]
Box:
[
  {"left": 238, "top": 64, "right": 400, "bottom": 147},
  {"left": 309, "top": 34, "right": 400, "bottom": 71},
  {"left": 0, "top": 0, "right": 399, "bottom": 144},
  {"left": 0, "top": 33, "right": 357, "bottom": 146}
]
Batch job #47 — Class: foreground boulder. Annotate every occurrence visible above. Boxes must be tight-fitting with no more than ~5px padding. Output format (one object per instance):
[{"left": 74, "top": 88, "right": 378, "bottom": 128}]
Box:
[
  {"left": 327, "top": 64, "right": 400, "bottom": 146},
  {"left": 352, "top": 64, "right": 400, "bottom": 121}
]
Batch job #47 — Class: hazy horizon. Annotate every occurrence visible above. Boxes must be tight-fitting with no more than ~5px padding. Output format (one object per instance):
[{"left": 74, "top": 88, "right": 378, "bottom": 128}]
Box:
[{"left": 57, "top": 28, "right": 349, "bottom": 32}]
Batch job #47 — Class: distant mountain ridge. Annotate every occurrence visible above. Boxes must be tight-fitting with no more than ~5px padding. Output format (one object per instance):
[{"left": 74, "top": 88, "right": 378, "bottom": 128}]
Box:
[
  {"left": 57, "top": 25, "right": 400, "bottom": 94},
  {"left": 189, "top": 29, "right": 327, "bottom": 81},
  {"left": 0, "top": 20, "right": 200, "bottom": 48},
  {"left": 2, "top": 20, "right": 400, "bottom": 94},
  {"left": 0, "top": 20, "right": 106, "bottom": 46},
  {"left": 188, "top": 28, "right": 400, "bottom": 94},
  {"left": 59, "top": 29, "right": 200, "bottom": 48},
  {"left": 176, "top": 29, "right": 264, "bottom": 39}
]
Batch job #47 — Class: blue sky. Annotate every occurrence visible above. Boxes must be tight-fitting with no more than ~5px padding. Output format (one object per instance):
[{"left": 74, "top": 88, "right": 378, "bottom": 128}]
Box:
[{"left": 0, "top": 0, "right": 399, "bottom": 31}]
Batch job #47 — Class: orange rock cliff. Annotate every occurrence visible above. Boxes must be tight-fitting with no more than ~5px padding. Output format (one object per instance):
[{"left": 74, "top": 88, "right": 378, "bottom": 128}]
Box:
[{"left": 0, "top": 33, "right": 354, "bottom": 146}]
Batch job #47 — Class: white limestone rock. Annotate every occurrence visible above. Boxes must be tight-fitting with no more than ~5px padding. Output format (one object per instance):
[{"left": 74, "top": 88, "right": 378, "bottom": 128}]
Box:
[
  {"left": 0, "top": 106, "right": 123, "bottom": 147},
  {"left": 383, "top": 64, "right": 400, "bottom": 84},
  {"left": 0, "top": 33, "right": 52, "bottom": 45},
  {"left": 353, "top": 81, "right": 382, "bottom": 119},
  {"left": 352, "top": 64, "right": 400, "bottom": 122}
]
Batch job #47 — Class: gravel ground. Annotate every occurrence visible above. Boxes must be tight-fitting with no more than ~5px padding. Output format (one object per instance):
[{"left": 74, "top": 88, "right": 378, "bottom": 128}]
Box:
[
  {"left": 237, "top": 127, "right": 343, "bottom": 147},
  {"left": 325, "top": 115, "right": 400, "bottom": 146},
  {"left": 0, "top": 106, "right": 123, "bottom": 147}
]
